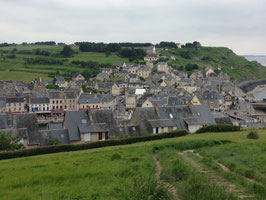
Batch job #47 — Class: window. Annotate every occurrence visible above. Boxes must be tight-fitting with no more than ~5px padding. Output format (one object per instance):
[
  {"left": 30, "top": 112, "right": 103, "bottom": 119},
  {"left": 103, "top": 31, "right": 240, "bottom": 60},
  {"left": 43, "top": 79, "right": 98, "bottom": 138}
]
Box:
[
  {"left": 132, "top": 127, "right": 136, "bottom": 131},
  {"left": 53, "top": 101, "right": 55, "bottom": 104},
  {"left": 56, "top": 101, "right": 58, "bottom": 104},
  {"left": 169, "top": 113, "right": 173, "bottom": 119}
]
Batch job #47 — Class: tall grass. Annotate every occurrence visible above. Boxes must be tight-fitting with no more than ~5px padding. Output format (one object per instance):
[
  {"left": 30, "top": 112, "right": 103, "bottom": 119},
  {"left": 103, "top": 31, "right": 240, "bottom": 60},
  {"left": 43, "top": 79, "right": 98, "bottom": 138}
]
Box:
[{"left": 157, "top": 148, "right": 238, "bottom": 200}]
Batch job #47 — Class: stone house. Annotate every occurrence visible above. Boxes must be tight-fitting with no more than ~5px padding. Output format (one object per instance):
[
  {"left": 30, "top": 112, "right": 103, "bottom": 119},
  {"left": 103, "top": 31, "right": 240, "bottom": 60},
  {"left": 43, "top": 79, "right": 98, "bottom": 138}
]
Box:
[
  {"left": 157, "top": 62, "right": 170, "bottom": 74},
  {"left": 137, "top": 67, "right": 151, "bottom": 79},
  {"left": 101, "top": 68, "right": 113, "bottom": 75},
  {"left": 144, "top": 54, "right": 158, "bottom": 61},
  {"left": 29, "top": 97, "right": 50, "bottom": 113},
  {"left": 72, "top": 73, "right": 85, "bottom": 81},
  {"left": 201, "top": 90, "right": 224, "bottom": 111},
  {"left": 78, "top": 94, "right": 116, "bottom": 111},
  {"left": 125, "top": 74, "right": 139, "bottom": 83},
  {"left": 113, "top": 62, "right": 127, "bottom": 69},
  {"left": 53, "top": 77, "right": 68, "bottom": 88},
  {"left": 96, "top": 72, "right": 110, "bottom": 82},
  {"left": 63, "top": 109, "right": 118, "bottom": 143},
  {"left": 6, "top": 97, "right": 26, "bottom": 113},
  {"left": 49, "top": 91, "right": 79, "bottom": 115},
  {"left": 146, "top": 46, "right": 156, "bottom": 54},
  {"left": 130, "top": 105, "right": 216, "bottom": 134}
]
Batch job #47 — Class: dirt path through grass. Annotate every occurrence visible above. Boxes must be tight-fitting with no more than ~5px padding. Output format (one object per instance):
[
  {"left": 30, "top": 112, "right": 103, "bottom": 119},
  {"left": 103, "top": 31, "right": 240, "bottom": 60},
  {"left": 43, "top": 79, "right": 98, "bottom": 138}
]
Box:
[
  {"left": 153, "top": 156, "right": 180, "bottom": 200},
  {"left": 185, "top": 150, "right": 259, "bottom": 184},
  {"left": 179, "top": 151, "right": 254, "bottom": 200}
]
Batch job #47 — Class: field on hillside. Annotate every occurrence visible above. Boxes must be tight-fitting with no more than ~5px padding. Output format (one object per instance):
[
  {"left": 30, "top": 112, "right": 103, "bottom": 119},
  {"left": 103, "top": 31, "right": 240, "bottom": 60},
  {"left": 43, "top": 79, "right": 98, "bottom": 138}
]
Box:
[
  {"left": 1, "top": 44, "right": 265, "bottom": 82},
  {"left": 0, "top": 45, "right": 129, "bottom": 82},
  {"left": 1, "top": 130, "right": 266, "bottom": 200},
  {"left": 159, "top": 47, "right": 266, "bottom": 80}
]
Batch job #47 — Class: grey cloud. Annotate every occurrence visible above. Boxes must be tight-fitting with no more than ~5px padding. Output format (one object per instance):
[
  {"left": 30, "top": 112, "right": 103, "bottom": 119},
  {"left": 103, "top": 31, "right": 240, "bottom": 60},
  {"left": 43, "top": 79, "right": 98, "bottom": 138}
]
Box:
[{"left": 0, "top": 0, "right": 265, "bottom": 54}]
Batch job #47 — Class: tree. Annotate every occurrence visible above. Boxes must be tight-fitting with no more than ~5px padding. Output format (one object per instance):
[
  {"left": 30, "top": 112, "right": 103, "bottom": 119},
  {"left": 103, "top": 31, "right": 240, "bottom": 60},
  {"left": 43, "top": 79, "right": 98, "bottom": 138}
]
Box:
[
  {"left": 47, "top": 136, "right": 62, "bottom": 145},
  {"left": 105, "top": 51, "right": 111, "bottom": 57},
  {"left": 185, "top": 64, "right": 193, "bottom": 71},
  {"left": 0, "top": 132, "right": 24, "bottom": 151},
  {"left": 61, "top": 45, "right": 73, "bottom": 57}
]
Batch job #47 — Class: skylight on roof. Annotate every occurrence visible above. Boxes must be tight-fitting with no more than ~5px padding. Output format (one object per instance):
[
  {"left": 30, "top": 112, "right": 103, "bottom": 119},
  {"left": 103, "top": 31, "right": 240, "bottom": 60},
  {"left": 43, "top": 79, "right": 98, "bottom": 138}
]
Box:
[
  {"left": 169, "top": 113, "right": 173, "bottom": 119},
  {"left": 81, "top": 119, "right": 87, "bottom": 124}
]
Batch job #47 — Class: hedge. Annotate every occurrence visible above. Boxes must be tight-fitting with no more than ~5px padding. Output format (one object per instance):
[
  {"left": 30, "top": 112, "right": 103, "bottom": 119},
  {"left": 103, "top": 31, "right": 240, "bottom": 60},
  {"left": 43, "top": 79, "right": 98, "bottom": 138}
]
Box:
[
  {"left": 196, "top": 125, "right": 240, "bottom": 134},
  {"left": 0, "top": 130, "right": 188, "bottom": 160}
]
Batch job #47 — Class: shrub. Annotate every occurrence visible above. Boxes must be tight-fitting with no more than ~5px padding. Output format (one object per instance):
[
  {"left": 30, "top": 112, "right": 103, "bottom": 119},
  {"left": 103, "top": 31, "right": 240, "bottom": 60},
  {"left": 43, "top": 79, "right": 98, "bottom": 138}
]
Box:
[
  {"left": 0, "top": 132, "right": 25, "bottom": 151},
  {"left": 47, "top": 136, "right": 62, "bottom": 146},
  {"left": 196, "top": 125, "right": 240, "bottom": 133},
  {"left": 121, "top": 175, "right": 170, "bottom": 200},
  {"left": 0, "top": 130, "right": 188, "bottom": 160},
  {"left": 247, "top": 131, "right": 259, "bottom": 139}
]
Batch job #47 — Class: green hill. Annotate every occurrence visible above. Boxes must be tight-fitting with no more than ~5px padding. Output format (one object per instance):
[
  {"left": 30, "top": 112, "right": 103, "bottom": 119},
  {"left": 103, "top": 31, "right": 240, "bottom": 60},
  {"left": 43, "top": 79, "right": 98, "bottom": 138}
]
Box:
[
  {"left": 159, "top": 47, "right": 266, "bottom": 80},
  {"left": 1, "top": 130, "right": 266, "bottom": 200},
  {"left": 0, "top": 45, "right": 129, "bottom": 82},
  {"left": 0, "top": 44, "right": 265, "bottom": 82}
]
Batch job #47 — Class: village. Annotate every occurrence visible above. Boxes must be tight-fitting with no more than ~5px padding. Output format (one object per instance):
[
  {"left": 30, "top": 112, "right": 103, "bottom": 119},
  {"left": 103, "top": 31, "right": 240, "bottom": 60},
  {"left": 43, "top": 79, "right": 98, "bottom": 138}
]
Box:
[{"left": 0, "top": 45, "right": 265, "bottom": 148}]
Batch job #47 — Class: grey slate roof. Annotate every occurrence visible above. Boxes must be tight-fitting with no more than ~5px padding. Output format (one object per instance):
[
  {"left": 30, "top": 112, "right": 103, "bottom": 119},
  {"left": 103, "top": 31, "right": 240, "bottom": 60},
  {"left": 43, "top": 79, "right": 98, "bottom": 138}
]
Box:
[
  {"left": 48, "top": 123, "right": 63, "bottom": 130},
  {"left": 64, "top": 110, "right": 87, "bottom": 141},
  {"left": 192, "top": 104, "right": 216, "bottom": 125},
  {"left": 6, "top": 97, "right": 25, "bottom": 103},
  {"left": 12, "top": 113, "right": 40, "bottom": 145},
  {"left": 113, "top": 62, "right": 126, "bottom": 67},
  {"left": 148, "top": 119, "right": 175, "bottom": 128},
  {"left": 0, "top": 97, "right": 6, "bottom": 107},
  {"left": 131, "top": 105, "right": 216, "bottom": 134},
  {"left": 0, "top": 114, "right": 9, "bottom": 129},
  {"left": 50, "top": 129, "right": 70, "bottom": 144},
  {"left": 30, "top": 97, "right": 50, "bottom": 104}
]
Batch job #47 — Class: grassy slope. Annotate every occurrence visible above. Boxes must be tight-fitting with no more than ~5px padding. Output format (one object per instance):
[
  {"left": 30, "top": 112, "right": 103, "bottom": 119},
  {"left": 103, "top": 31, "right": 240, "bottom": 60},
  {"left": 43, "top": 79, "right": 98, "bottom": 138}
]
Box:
[
  {"left": 160, "top": 47, "right": 266, "bottom": 80},
  {"left": 1, "top": 130, "right": 266, "bottom": 199},
  {"left": 0, "top": 45, "right": 265, "bottom": 82},
  {"left": 0, "top": 45, "right": 129, "bottom": 82}
]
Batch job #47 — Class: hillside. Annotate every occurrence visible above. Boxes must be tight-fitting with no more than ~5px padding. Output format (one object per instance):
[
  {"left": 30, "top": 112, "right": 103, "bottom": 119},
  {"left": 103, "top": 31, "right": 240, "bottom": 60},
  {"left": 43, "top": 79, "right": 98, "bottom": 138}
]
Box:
[
  {"left": 0, "top": 44, "right": 265, "bottom": 82},
  {"left": 0, "top": 45, "right": 129, "bottom": 82},
  {"left": 159, "top": 47, "right": 266, "bottom": 80},
  {"left": 1, "top": 130, "right": 266, "bottom": 200}
]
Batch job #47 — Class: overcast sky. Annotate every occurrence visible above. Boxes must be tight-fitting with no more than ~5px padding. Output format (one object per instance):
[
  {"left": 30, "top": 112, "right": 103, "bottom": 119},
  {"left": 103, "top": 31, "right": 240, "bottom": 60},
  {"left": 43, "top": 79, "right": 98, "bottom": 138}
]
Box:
[{"left": 0, "top": 0, "right": 265, "bottom": 55}]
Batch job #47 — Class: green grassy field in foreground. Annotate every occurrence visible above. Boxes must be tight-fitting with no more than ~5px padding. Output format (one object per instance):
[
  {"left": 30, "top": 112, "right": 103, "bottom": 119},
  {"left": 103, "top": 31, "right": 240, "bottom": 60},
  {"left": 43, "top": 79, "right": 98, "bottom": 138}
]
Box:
[{"left": 1, "top": 130, "right": 266, "bottom": 200}]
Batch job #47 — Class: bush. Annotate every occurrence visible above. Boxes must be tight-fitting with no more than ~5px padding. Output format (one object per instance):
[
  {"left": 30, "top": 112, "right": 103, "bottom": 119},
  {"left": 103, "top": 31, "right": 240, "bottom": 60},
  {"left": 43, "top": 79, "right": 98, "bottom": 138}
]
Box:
[
  {"left": 196, "top": 125, "right": 240, "bottom": 133},
  {"left": 0, "top": 130, "right": 188, "bottom": 160},
  {"left": 0, "top": 132, "right": 25, "bottom": 151},
  {"left": 247, "top": 131, "right": 259, "bottom": 139},
  {"left": 121, "top": 175, "right": 170, "bottom": 200}
]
